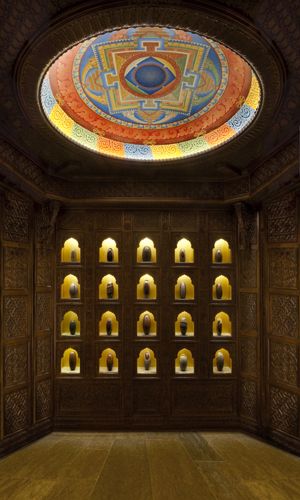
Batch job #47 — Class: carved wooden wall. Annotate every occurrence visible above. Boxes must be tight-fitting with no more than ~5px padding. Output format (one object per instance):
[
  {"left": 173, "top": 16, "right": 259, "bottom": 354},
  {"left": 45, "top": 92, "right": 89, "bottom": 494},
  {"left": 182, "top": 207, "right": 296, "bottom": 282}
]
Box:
[
  {"left": 263, "top": 192, "right": 300, "bottom": 452},
  {"left": 55, "top": 208, "right": 237, "bottom": 429},
  {"left": 0, "top": 189, "right": 53, "bottom": 456},
  {"left": 237, "top": 205, "right": 261, "bottom": 431}
]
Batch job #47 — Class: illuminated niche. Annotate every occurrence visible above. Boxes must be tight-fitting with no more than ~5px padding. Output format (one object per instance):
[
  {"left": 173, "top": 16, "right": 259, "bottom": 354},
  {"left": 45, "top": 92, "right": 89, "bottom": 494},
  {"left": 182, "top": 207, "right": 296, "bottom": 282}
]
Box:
[
  {"left": 99, "top": 238, "right": 119, "bottom": 263},
  {"left": 137, "top": 238, "right": 157, "bottom": 263},
  {"left": 175, "top": 348, "right": 194, "bottom": 374},
  {"left": 213, "top": 312, "right": 232, "bottom": 337},
  {"left": 212, "top": 239, "right": 232, "bottom": 264},
  {"left": 137, "top": 274, "right": 157, "bottom": 300},
  {"left": 213, "top": 348, "right": 232, "bottom": 374},
  {"left": 137, "top": 311, "right": 157, "bottom": 337},
  {"left": 99, "top": 311, "right": 119, "bottom": 337},
  {"left": 175, "top": 275, "right": 194, "bottom": 300},
  {"left": 137, "top": 347, "right": 157, "bottom": 374},
  {"left": 61, "top": 311, "right": 80, "bottom": 337},
  {"left": 175, "top": 311, "right": 194, "bottom": 337},
  {"left": 212, "top": 275, "right": 232, "bottom": 300},
  {"left": 174, "top": 238, "right": 194, "bottom": 263},
  {"left": 99, "top": 348, "right": 119, "bottom": 374},
  {"left": 99, "top": 274, "right": 119, "bottom": 300},
  {"left": 61, "top": 347, "right": 80, "bottom": 374},
  {"left": 61, "top": 237, "right": 81, "bottom": 263},
  {"left": 61, "top": 274, "right": 80, "bottom": 300}
]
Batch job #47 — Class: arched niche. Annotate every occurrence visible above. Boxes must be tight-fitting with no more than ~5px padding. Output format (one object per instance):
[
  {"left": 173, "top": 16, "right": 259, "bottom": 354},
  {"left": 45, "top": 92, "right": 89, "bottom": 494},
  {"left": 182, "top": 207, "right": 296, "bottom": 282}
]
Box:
[
  {"left": 61, "top": 274, "right": 80, "bottom": 300},
  {"left": 174, "top": 238, "right": 194, "bottom": 263},
  {"left": 212, "top": 239, "right": 232, "bottom": 264},
  {"left": 175, "top": 348, "right": 194, "bottom": 374},
  {"left": 61, "top": 347, "right": 80, "bottom": 374},
  {"left": 212, "top": 275, "right": 232, "bottom": 300},
  {"left": 61, "top": 311, "right": 80, "bottom": 337},
  {"left": 61, "top": 237, "right": 81, "bottom": 263},
  {"left": 99, "top": 274, "right": 119, "bottom": 300},
  {"left": 137, "top": 237, "right": 157, "bottom": 263},
  {"left": 213, "top": 312, "right": 232, "bottom": 337},
  {"left": 99, "top": 311, "right": 119, "bottom": 337},
  {"left": 99, "top": 238, "right": 119, "bottom": 263},
  {"left": 137, "top": 311, "right": 157, "bottom": 337},
  {"left": 137, "top": 347, "right": 157, "bottom": 374},
  {"left": 137, "top": 274, "right": 157, "bottom": 300},
  {"left": 213, "top": 348, "right": 232, "bottom": 374},
  {"left": 175, "top": 311, "right": 194, "bottom": 337},
  {"left": 175, "top": 275, "right": 194, "bottom": 300},
  {"left": 99, "top": 348, "right": 119, "bottom": 374}
]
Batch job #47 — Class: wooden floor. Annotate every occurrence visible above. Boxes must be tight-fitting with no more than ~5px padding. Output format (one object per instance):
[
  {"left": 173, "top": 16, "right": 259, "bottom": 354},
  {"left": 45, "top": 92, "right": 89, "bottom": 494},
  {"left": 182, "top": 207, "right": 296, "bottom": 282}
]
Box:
[{"left": 0, "top": 431, "right": 300, "bottom": 499}]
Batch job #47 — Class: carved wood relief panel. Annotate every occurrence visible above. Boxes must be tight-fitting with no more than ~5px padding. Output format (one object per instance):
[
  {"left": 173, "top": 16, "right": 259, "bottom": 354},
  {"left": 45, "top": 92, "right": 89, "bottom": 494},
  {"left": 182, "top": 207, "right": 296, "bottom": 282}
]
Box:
[
  {"left": 270, "top": 294, "right": 298, "bottom": 338},
  {"left": 4, "top": 388, "right": 29, "bottom": 436},
  {"left": 270, "top": 386, "right": 298, "bottom": 436},
  {"left": 240, "top": 379, "right": 257, "bottom": 422},
  {"left": 270, "top": 341, "right": 298, "bottom": 387},
  {"left": 3, "top": 296, "right": 28, "bottom": 339},
  {"left": 269, "top": 248, "right": 298, "bottom": 289}
]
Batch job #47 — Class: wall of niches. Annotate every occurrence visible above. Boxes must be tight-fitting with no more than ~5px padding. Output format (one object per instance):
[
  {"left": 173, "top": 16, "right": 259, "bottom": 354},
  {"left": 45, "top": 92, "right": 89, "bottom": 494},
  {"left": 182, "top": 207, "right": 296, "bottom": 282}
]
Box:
[
  {"left": 55, "top": 208, "right": 237, "bottom": 429},
  {"left": 263, "top": 192, "right": 300, "bottom": 453},
  {"left": 0, "top": 190, "right": 53, "bottom": 456}
]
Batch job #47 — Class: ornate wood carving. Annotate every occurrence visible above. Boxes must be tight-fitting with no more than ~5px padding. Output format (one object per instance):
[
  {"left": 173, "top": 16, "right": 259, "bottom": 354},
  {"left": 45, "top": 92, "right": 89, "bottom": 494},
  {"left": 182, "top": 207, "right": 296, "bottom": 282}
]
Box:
[
  {"left": 239, "top": 249, "right": 257, "bottom": 288},
  {"left": 240, "top": 337, "right": 257, "bottom": 375},
  {"left": 3, "top": 247, "right": 28, "bottom": 289},
  {"left": 239, "top": 293, "right": 257, "bottom": 332},
  {"left": 269, "top": 248, "right": 298, "bottom": 289},
  {"left": 3, "top": 296, "right": 28, "bottom": 338},
  {"left": 36, "top": 380, "right": 51, "bottom": 420},
  {"left": 2, "top": 192, "right": 30, "bottom": 242},
  {"left": 4, "top": 388, "right": 29, "bottom": 435},
  {"left": 36, "top": 336, "right": 51, "bottom": 376},
  {"left": 36, "top": 248, "right": 53, "bottom": 287},
  {"left": 270, "top": 342, "right": 298, "bottom": 387},
  {"left": 240, "top": 379, "right": 257, "bottom": 421},
  {"left": 35, "top": 293, "right": 52, "bottom": 332},
  {"left": 4, "top": 344, "right": 28, "bottom": 387},
  {"left": 270, "top": 294, "right": 298, "bottom": 338},
  {"left": 266, "top": 192, "right": 297, "bottom": 243},
  {"left": 270, "top": 386, "right": 298, "bottom": 436}
]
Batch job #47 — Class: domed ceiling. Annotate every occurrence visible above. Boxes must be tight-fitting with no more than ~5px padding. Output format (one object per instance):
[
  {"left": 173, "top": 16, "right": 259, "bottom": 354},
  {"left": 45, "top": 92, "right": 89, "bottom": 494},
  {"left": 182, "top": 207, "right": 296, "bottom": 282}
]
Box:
[{"left": 40, "top": 26, "right": 261, "bottom": 161}]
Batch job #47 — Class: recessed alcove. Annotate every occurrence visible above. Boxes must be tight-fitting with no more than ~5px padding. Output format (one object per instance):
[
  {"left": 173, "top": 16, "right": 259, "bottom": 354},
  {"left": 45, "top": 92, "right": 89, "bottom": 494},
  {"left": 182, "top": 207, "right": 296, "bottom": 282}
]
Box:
[
  {"left": 99, "top": 348, "right": 119, "bottom": 374},
  {"left": 212, "top": 239, "right": 232, "bottom": 264},
  {"left": 175, "top": 311, "right": 194, "bottom": 337},
  {"left": 212, "top": 312, "right": 232, "bottom": 337},
  {"left": 99, "top": 238, "right": 119, "bottom": 263},
  {"left": 212, "top": 275, "right": 232, "bottom": 301},
  {"left": 175, "top": 275, "right": 194, "bottom": 300},
  {"left": 99, "top": 311, "right": 119, "bottom": 337},
  {"left": 137, "top": 274, "right": 157, "bottom": 300},
  {"left": 137, "top": 238, "right": 157, "bottom": 263},
  {"left": 137, "top": 311, "right": 157, "bottom": 337},
  {"left": 213, "top": 348, "right": 232, "bottom": 374},
  {"left": 137, "top": 348, "right": 157, "bottom": 375},
  {"left": 175, "top": 348, "right": 194, "bottom": 374},
  {"left": 99, "top": 274, "right": 119, "bottom": 300},
  {"left": 61, "top": 311, "right": 80, "bottom": 337},
  {"left": 61, "top": 238, "right": 81, "bottom": 263},
  {"left": 61, "top": 274, "right": 80, "bottom": 300},
  {"left": 61, "top": 348, "right": 80, "bottom": 374},
  {"left": 174, "top": 239, "right": 194, "bottom": 263}
]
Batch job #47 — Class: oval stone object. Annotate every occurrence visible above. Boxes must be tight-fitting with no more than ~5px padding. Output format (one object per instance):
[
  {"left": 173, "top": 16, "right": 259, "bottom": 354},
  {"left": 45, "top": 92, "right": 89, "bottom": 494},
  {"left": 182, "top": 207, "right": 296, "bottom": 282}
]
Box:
[
  {"left": 143, "top": 314, "right": 151, "bottom": 335},
  {"left": 216, "top": 283, "right": 223, "bottom": 300},
  {"left": 142, "top": 245, "right": 152, "bottom": 262},
  {"left": 179, "top": 281, "right": 186, "bottom": 299},
  {"left": 179, "top": 354, "right": 188, "bottom": 371},
  {"left": 217, "top": 319, "right": 222, "bottom": 336},
  {"left": 216, "top": 351, "right": 225, "bottom": 372},
  {"left": 69, "top": 320, "right": 76, "bottom": 336},
  {"left": 107, "top": 281, "right": 114, "bottom": 298},
  {"left": 215, "top": 249, "right": 223, "bottom": 263},
  {"left": 143, "top": 280, "right": 150, "bottom": 298},
  {"left": 106, "top": 318, "right": 112, "bottom": 336},
  {"left": 69, "top": 282, "right": 78, "bottom": 298},
  {"left": 144, "top": 351, "right": 151, "bottom": 371},
  {"left": 107, "top": 247, "right": 114, "bottom": 262},
  {"left": 69, "top": 350, "right": 77, "bottom": 371},
  {"left": 106, "top": 353, "right": 114, "bottom": 371},
  {"left": 179, "top": 248, "right": 186, "bottom": 263},
  {"left": 70, "top": 249, "right": 77, "bottom": 262},
  {"left": 180, "top": 317, "right": 188, "bottom": 336}
]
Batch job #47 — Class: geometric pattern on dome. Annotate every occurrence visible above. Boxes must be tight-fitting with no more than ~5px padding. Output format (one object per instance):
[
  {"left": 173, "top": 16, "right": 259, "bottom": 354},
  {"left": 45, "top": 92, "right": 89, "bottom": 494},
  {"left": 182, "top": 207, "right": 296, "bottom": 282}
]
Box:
[{"left": 40, "top": 26, "right": 261, "bottom": 161}]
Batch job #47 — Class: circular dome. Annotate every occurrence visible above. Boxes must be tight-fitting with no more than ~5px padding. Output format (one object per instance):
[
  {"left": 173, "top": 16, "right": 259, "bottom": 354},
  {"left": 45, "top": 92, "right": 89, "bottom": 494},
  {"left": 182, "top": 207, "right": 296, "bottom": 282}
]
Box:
[{"left": 40, "top": 26, "right": 261, "bottom": 161}]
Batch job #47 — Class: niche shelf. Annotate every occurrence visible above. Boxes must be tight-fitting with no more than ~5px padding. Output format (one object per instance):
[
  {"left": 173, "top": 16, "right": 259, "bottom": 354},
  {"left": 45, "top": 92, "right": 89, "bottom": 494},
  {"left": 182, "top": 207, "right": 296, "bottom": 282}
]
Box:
[
  {"left": 99, "top": 238, "right": 119, "bottom": 263},
  {"left": 99, "top": 274, "right": 119, "bottom": 300},
  {"left": 61, "top": 311, "right": 80, "bottom": 337},
  {"left": 174, "top": 238, "right": 194, "bottom": 263},
  {"left": 137, "top": 347, "right": 157, "bottom": 375},
  {"left": 99, "top": 311, "right": 119, "bottom": 337},
  {"left": 61, "top": 237, "right": 81, "bottom": 263},
  {"left": 137, "top": 311, "right": 157, "bottom": 337},
  {"left": 212, "top": 239, "right": 232, "bottom": 264},
  {"left": 61, "top": 348, "right": 80, "bottom": 374},
  {"left": 175, "top": 348, "right": 194, "bottom": 374},
  {"left": 212, "top": 275, "right": 232, "bottom": 301},
  {"left": 137, "top": 238, "right": 157, "bottom": 263},
  {"left": 175, "top": 275, "right": 194, "bottom": 300},
  {"left": 61, "top": 274, "right": 80, "bottom": 300},
  {"left": 99, "top": 348, "right": 119, "bottom": 374},
  {"left": 175, "top": 311, "right": 194, "bottom": 337},
  {"left": 212, "top": 312, "right": 232, "bottom": 337},
  {"left": 137, "top": 274, "right": 157, "bottom": 300},
  {"left": 213, "top": 348, "right": 232, "bottom": 374}
]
